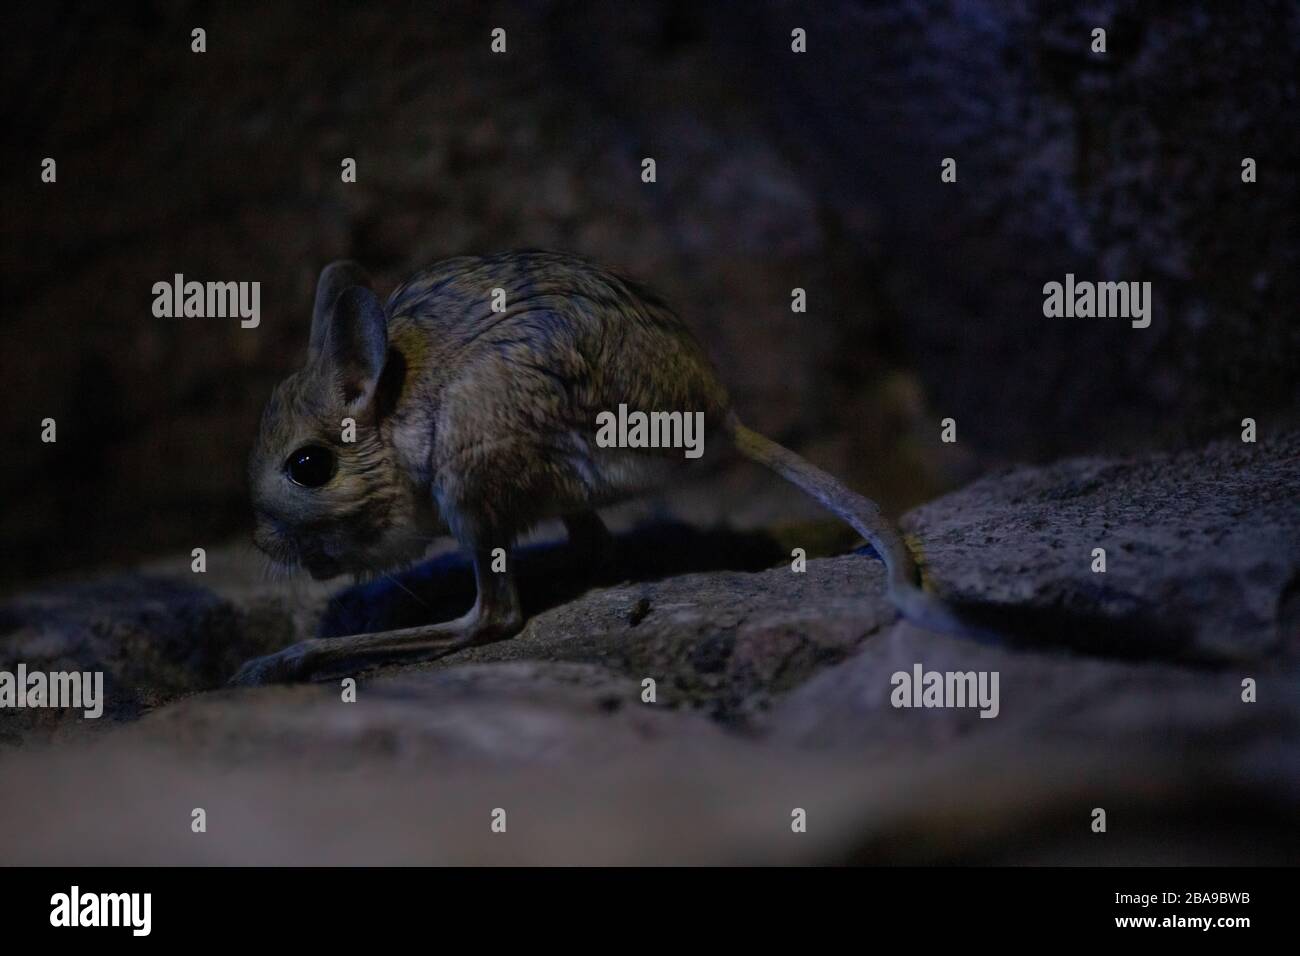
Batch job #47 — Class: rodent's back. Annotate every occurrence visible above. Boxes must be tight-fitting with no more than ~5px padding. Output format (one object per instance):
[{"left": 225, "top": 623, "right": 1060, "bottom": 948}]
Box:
[
  {"left": 384, "top": 251, "right": 732, "bottom": 536},
  {"left": 386, "top": 250, "right": 732, "bottom": 430}
]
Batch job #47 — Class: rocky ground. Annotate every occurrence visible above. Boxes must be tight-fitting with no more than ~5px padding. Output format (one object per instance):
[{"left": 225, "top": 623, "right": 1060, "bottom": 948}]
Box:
[{"left": 0, "top": 430, "right": 1295, "bottom": 864}]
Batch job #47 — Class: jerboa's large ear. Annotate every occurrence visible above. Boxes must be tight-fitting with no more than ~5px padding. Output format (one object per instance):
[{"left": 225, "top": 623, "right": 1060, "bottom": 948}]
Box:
[
  {"left": 321, "top": 285, "right": 388, "bottom": 407},
  {"left": 309, "top": 260, "right": 373, "bottom": 360}
]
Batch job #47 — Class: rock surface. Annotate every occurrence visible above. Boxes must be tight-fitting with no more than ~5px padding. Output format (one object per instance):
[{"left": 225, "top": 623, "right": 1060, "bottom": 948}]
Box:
[
  {"left": 0, "top": 432, "right": 1296, "bottom": 863},
  {"left": 730, "top": 0, "right": 1300, "bottom": 457},
  {"left": 904, "top": 430, "right": 1300, "bottom": 663}
]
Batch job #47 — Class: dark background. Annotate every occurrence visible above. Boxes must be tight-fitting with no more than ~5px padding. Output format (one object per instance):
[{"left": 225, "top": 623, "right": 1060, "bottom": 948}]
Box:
[{"left": 2, "top": 0, "right": 1297, "bottom": 589}]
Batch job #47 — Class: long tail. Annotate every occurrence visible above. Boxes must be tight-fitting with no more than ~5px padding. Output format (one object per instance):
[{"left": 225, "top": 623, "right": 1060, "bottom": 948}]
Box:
[{"left": 731, "top": 422, "right": 992, "bottom": 642}]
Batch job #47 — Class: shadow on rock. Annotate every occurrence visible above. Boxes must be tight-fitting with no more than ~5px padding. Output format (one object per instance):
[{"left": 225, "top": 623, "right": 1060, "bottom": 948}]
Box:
[{"left": 320, "top": 521, "right": 789, "bottom": 638}]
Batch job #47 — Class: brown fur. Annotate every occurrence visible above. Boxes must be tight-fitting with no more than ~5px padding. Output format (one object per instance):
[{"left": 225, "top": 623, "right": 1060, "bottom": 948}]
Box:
[{"left": 233, "top": 251, "right": 975, "bottom": 686}]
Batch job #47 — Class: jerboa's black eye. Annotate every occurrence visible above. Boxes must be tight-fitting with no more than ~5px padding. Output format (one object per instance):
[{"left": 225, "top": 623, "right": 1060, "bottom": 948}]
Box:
[{"left": 285, "top": 445, "right": 336, "bottom": 488}]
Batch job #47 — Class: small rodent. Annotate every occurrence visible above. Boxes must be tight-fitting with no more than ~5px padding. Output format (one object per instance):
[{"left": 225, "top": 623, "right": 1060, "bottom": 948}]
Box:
[{"left": 232, "top": 251, "right": 978, "bottom": 685}]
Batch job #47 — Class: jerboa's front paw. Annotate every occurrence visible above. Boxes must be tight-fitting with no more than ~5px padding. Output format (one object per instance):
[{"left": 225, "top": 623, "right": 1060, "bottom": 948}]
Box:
[{"left": 228, "top": 643, "right": 314, "bottom": 686}]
